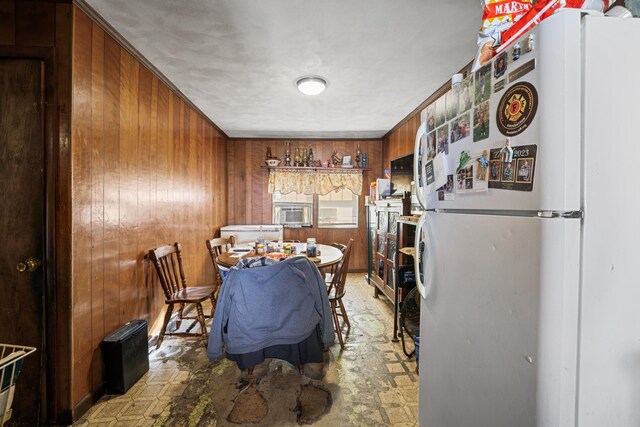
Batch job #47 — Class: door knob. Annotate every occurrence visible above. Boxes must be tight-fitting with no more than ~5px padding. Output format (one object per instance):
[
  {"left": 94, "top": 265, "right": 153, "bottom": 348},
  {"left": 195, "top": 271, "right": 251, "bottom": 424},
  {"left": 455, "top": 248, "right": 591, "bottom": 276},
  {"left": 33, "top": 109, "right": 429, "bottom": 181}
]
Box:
[{"left": 17, "top": 257, "right": 40, "bottom": 273}]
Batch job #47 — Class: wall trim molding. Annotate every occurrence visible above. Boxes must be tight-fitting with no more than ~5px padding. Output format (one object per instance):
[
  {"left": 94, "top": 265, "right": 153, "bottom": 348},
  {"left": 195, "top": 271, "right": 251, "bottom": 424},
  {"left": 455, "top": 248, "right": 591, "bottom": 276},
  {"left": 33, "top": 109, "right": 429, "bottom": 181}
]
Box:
[
  {"left": 228, "top": 137, "right": 383, "bottom": 142},
  {"left": 72, "top": 0, "right": 229, "bottom": 139}
]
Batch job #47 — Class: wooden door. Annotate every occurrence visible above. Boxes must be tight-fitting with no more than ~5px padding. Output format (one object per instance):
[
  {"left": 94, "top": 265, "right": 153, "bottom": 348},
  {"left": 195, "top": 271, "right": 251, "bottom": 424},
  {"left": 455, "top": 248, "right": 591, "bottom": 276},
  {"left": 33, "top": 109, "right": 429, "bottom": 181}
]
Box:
[{"left": 0, "top": 59, "right": 45, "bottom": 425}]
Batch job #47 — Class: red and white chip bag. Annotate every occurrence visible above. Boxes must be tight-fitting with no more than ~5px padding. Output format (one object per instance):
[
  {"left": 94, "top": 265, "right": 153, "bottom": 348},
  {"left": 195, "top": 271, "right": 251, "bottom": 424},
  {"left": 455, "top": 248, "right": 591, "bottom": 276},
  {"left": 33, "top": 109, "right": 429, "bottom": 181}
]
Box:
[
  {"left": 473, "top": 0, "right": 533, "bottom": 71},
  {"left": 495, "top": 0, "right": 616, "bottom": 55}
]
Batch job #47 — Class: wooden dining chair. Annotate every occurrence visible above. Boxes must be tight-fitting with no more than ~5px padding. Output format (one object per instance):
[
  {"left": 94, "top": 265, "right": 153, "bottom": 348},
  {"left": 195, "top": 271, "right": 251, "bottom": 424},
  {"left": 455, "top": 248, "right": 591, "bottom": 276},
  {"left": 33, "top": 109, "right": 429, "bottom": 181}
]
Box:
[
  {"left": 148, "top": 242, "right": 217, "bottom": 349},
  {"left": 325, "top": 242, "right": 347, "bottom": 281},
  {"left": 326, "top": 238, "right": 354, "bottom": 348},
  {"left": 206, "top": 237, "right": 234, "bottom": 290}
]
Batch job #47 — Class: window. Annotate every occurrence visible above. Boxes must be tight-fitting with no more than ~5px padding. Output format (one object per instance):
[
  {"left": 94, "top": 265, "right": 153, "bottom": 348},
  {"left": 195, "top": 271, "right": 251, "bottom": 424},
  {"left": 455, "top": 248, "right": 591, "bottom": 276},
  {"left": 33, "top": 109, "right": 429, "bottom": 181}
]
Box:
[{"left": 318, "top": 189, "right": 358, "bottom": 228}]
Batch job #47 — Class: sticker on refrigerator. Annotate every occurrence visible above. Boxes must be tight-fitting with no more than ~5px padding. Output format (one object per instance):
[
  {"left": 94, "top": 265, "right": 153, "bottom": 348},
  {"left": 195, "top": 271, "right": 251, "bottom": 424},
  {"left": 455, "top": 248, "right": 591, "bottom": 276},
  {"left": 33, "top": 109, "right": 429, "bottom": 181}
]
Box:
[
  {"left": 507, "top": 59, "right": 536, "bottom": 84},
  {"left": 473, "top": 101, "right": 490, "bottom": 142},
  {"left": 494, "top": 79, "right": 505, "bottom": 93},
  {"left": 496, "top": 81, "right": 538, "bottom": 137},
  {"left": 489, "top": 144, "right": 537, "bottom": 191}
]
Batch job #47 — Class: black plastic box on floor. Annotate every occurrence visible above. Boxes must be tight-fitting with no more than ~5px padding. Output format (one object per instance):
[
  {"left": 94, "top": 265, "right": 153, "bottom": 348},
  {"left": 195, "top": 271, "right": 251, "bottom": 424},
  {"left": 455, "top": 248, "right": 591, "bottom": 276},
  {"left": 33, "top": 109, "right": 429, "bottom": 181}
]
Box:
[{"left": 102, "top": 319, "right": 149, "bottom": 394}]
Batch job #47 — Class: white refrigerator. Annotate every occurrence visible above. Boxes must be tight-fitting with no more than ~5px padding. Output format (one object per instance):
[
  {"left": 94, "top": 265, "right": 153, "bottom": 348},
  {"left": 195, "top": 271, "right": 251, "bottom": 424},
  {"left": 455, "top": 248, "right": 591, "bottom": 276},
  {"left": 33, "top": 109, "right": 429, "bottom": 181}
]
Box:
[{"left": 413, "top": 9, "right": 640, "bottom": 427}]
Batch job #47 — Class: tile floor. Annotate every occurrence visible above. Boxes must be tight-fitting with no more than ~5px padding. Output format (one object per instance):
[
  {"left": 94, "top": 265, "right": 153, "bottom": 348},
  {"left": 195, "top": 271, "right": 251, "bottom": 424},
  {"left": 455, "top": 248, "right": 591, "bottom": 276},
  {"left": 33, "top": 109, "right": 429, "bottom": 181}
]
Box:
[{"left": 75, "top": 274, "right": 418, "bottom": 426}]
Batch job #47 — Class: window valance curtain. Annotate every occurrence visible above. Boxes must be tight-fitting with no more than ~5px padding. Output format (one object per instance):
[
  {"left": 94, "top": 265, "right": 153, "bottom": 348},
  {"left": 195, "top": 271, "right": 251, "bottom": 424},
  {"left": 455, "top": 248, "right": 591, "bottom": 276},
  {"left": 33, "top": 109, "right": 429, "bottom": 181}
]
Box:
[{"left": 268, "top": 169, "right": 363, "bottom": 196}]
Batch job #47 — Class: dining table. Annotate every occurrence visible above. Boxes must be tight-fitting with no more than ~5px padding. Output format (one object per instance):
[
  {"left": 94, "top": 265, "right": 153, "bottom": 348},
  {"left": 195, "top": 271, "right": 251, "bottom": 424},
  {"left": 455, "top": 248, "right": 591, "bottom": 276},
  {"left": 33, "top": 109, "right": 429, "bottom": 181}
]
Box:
[{"left": 216, "top": 242, "right": 343, "bottom": 271}]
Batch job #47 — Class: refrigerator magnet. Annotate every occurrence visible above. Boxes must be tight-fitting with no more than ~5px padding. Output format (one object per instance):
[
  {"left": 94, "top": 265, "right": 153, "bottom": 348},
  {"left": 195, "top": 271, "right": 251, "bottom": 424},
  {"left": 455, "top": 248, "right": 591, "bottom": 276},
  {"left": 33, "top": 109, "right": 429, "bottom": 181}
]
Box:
[
  {"left": 494, "top": 52, "right": 508, "bottom": 79},
  {"left": 474, "top": 64, "right": 491, "bottom": 105},
  {"left": 507, "top": 59, "right": 536, "bottom": 84},
  {"left": 525, "top": 34, "right": 535, "bottom": 53},
  {"left": 473, "top": 101, "right": 490, "bottom": 142},
  {"left": 512, "top": 42, "right": 522, "bottom": 61},
  {"left": 423, "top": 153, "right": 448, "bottom": 196},
  {"left": 457, "top": 76, "right": 473, "bottom": 115},
  {"left": 496, "top": 81, "right": 538, "bottom": 137},
  {"left": 456, "top": 151, "right": 471, "bottom": 174},
  {"left": 456, "top": 151, "right": 489, "bottom": 194},
  {"left": 499, "top": 138, "right": 514, "bottom": 163},
  {"left": 489, "top": 144, "right": 537, "bottom": 191},
  {"left": 478, "top": 150, "right": 490, "bottom": 169}
]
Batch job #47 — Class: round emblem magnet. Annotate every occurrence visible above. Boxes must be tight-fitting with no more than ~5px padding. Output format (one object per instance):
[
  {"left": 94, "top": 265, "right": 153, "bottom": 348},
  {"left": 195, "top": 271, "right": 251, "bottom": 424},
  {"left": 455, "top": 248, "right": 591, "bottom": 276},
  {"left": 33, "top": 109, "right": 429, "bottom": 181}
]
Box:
[{"left": 496, "top": 82, "right": 538, "bottom": 137}]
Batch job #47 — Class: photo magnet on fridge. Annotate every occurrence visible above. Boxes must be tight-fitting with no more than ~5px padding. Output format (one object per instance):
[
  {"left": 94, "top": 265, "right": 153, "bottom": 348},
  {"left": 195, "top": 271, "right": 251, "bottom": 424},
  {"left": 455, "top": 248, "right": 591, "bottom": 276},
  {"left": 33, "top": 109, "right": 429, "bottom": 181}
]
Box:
[
  {"left": 489, "top": 144, "right": 537, "bottom": 191},
  {"left": 474, "top": 64, "right": 491, "bottom": 105},
  {"left": 458, "top": 76, "right": 473, "bottom": 115},
  {"left": 425, "top": 104, "right": 436, "bottom": 133},
  {"left": 494, "top": 52, "right": 508, "bottom": 79},
  {"left": 473, "top": 101, "right": 490, "bottom": 142},
  {"left": 455, "top": 152, "right": 489, "bottom": 195},
  {"left": 427, "top": 131, "right": 437, "bottom": 160},
  {"left": 423, "top": 152, "right": 448, "bottom": 197},
  {"left": 435, "top": 126, "right": 447, "bottom": 156},
  {"left": 446, "top": 90, "right": 459, "bottom": 121},
  {"left": 435, "top": 96, "right": 447, "bottom": 128},
  {"left": 450, "top": 113, "right": 470, "bottom": 144}
]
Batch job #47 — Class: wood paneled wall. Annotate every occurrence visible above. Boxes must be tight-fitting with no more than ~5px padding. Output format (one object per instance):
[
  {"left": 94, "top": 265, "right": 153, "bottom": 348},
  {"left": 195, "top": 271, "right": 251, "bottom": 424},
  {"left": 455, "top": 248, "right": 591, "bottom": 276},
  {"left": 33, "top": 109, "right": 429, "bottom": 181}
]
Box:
[
  {"left": 71, "top": 7, "right": 228, "bottom": 407},
  {"left": 383, "top": 114, "right": 422, "bottom": 170},
  {"left": 0, "top": 1, "right": 74, "bottom": 423},
  {"left": 227, "top": 139, "right": 382, "bottom": 271}
]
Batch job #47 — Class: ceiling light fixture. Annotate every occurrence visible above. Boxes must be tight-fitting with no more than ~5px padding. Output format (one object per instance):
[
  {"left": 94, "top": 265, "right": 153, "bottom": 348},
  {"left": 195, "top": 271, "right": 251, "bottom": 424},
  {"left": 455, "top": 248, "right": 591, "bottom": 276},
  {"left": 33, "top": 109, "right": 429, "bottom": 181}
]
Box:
[{"left": 296, "top": 76, "right": 327, "bottom": 96}]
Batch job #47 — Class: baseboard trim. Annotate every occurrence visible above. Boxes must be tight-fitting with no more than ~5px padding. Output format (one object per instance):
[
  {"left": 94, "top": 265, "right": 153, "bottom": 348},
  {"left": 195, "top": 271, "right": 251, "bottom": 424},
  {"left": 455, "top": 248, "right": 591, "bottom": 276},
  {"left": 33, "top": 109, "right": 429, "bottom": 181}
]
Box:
[{"left": 72, "top": 383, "right": 105, "bottom": 422}]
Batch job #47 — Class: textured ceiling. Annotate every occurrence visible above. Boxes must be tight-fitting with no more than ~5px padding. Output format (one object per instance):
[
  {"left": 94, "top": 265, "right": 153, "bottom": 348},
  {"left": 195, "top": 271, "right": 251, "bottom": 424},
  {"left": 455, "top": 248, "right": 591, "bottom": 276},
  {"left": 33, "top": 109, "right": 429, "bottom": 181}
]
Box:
[{"left": 84, "top": 0, "right": 482, "bottom": 138}]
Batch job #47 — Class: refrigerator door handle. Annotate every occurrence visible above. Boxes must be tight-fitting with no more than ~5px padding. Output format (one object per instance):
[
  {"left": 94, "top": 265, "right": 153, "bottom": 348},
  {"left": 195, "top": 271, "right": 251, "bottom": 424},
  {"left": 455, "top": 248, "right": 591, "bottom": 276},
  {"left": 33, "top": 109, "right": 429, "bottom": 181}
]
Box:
[
  {"left": 415, "top": 213, "right": 434, "bottom": 299},
  {"left": 413, "top": 122, "right": 428, "bottom": 209}
]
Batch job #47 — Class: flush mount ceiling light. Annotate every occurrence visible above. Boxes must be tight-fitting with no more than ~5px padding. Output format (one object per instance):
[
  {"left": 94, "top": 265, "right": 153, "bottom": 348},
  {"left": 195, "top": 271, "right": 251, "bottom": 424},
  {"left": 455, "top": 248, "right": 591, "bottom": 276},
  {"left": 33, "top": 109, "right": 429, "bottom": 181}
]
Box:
[{"left": 296, "top": 76, "right": 327, "bottom": 96}]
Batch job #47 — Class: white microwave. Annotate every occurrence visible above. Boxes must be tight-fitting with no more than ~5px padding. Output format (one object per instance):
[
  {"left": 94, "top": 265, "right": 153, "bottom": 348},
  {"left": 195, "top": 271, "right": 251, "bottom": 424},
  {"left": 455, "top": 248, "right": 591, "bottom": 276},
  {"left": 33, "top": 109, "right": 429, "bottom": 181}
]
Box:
[{"left": 273, "top": 203, "right": 313, "bottom": 227}]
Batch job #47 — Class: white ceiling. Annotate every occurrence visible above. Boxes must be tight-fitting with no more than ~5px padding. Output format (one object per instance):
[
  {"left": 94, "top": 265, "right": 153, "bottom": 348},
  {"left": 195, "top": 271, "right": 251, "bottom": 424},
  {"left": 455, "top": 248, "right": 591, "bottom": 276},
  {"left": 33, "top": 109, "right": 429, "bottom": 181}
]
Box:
[{"left": 84, "top": 0, "right": 482, "bottom": 139}]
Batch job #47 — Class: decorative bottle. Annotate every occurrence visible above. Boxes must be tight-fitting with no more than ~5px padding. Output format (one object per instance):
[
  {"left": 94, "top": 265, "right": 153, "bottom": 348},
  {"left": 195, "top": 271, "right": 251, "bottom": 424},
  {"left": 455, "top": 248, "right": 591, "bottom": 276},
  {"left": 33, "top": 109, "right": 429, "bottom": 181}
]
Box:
[{"left": 294, "top": 147, "right": 301, "bottom": 167}]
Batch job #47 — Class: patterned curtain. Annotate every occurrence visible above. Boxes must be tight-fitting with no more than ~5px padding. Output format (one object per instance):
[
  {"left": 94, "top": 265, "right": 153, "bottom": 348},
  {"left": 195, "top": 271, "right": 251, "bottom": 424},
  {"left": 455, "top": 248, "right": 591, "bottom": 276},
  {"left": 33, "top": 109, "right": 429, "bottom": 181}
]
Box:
[{"left": 268, "top": 169, "right": 363, "bottom": 196}]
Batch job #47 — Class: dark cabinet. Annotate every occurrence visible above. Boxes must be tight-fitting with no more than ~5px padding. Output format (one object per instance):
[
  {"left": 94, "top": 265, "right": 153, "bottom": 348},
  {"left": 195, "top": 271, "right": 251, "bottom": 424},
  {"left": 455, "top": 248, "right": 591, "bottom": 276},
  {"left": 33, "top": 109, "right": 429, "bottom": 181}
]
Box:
[{"left": 371, "top": 198, "right": 410, "bottom": 304}]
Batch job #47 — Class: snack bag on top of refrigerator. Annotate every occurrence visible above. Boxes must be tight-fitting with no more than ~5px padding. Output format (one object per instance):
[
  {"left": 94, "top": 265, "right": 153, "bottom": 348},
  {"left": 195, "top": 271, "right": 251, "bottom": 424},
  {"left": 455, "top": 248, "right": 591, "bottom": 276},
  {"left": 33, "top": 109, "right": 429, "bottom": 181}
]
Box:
[
  {"left": 495, "top": 0, "right": 616, "bottom": 56},
  {"left": 472, "top": 0, "right": 533, "bottom": 71}
]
